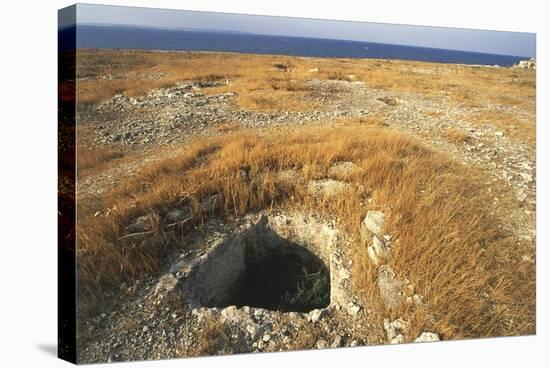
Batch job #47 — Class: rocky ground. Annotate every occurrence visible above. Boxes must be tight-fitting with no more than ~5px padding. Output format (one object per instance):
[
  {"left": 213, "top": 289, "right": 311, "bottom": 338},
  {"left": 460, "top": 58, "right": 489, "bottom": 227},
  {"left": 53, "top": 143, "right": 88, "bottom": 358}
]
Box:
[
  {"left": 79, "top": 205, "right": 437, "bottom": 363},
  {"left": 79, "top": 212, "right": 371, "bottom": 362},
  {"left": 78, "top": 77, "right": 535, "bottom": 215},
  {"left": 76, "top": 65, "right": 535, "bottom": 363}
]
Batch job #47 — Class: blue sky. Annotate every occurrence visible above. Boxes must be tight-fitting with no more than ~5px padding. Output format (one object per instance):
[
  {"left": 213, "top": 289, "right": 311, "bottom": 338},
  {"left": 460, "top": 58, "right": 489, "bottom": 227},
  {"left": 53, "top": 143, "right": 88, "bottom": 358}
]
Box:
[{"left": 60, "top": 4, "right": 535, "bottom": 57}]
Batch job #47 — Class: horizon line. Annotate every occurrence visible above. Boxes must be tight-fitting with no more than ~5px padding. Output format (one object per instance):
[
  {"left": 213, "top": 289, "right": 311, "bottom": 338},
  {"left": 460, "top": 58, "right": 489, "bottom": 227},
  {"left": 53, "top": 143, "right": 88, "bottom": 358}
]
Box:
[{"left": 60, "top": 23, "right": 534, "bottom": 59}]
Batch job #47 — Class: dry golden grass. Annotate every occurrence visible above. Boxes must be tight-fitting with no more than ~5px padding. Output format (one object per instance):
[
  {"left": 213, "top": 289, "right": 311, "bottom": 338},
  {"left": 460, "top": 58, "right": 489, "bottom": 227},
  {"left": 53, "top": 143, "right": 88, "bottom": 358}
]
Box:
[
  {"left": 468, "top": 109, "right": 535, "bottom": 143},
  {"left": 188, "top": 322, "right": 231, "bottom": 357},
  {"left": 76, "top": 124, "right": 535, "bottom": 340},
  {"left": 337, "top": 115, "right": 388, "bottom": 128},
  {"left": 76, "top": 50, "right": 317, "bottom": 111},
  {"left": 77, "top": 147, "right": 125, "bottom": 173},
  {"left": 76, "top": 50, "right": 535, "bottom": 115}
]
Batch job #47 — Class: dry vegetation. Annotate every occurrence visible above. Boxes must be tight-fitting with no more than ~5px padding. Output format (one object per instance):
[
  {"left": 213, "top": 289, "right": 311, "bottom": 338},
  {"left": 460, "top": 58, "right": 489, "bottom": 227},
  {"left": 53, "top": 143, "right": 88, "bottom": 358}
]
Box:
[
  {"left": 77, "top": 147, "right": 125, "bottom": 173},
  {"left": 190, "top": 321, "right": 231, "bottom": 357},
  {"left": 444, "top": 127, "right": 473, "bottom": 143},
  {"left": 77, "top": 123, "right": 535, "bottom": 341},
  {"left": 468, "top": 109, "right": 535, "bottom": 143},
  {"left": 76, "top": 49, "right": 536, "bottom": 116},
  {"left": 74, "top": 50, "right": 535, "bottom": 357}
]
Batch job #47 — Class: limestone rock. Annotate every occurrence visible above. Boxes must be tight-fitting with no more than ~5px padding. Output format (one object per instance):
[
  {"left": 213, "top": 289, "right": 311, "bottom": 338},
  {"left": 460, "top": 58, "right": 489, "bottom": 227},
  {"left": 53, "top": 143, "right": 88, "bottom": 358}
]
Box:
[
  {"left": 347, "top": 302, "right": 361, "bottom": 316},
  {"left": 383, "top": 318, "right": 409, "bottom": 342},
  {"left": 327, "top": 161, "right": 363, "bottom": 180},
  {"left": 308, "top": 309, "right": 323, "bottom": 323},
  {"left": 362, "top": 211, "right": 385, "bottom": 236},
  {"left": 414, "top": 332, "right": 440, "bottom": 343},
  {"left": 275, "top": 169, "right": 303, "bottom": 187},
  {"left": 378, "top": 266, "right": 404, "bottom": 309},
  {"left": 390, "top": 334, "right": 405, "bottom": 344},
  {"left": 220, "top": 306, "right": 239, "bottom": 322},
  {"left": 125, "top": 212, "right": 159, "bottom": 233},
  {"left": 192, "top": 307, "right": 219, "bottom": 323},
  {"left": 151, "top": 273, "right": 178, "bottom": 297},
  {"left": 367, "top": 235, "right": 389, "bottom": 265},
  {"left": 513, "top": 58, "right": 536, "bottom": 69},
  {"left": 308, "top": 179, "right": 353, "bottom": 198}
]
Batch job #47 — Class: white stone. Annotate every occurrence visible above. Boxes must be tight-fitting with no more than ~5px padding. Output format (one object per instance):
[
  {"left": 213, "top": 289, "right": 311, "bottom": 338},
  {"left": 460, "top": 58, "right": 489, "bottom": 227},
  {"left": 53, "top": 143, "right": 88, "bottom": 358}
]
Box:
[
  {"left": 367, "top": 246, "right": 379, "bottom": 266},
  {"left": 363, "top": 211, "right": 385, "bottom": 235},
  {"left": 347, "top": 303, "right": 361, "bottom": 316},
  {"left": 308, "top": 179, "right": 353, "bottom": 197},
  {"left": 254, "top": 309, "right": 265, "bottom": 319},
  {"left": 367, "top": 235, "right": 389, "bottom": 265},
  {"left": 221, "top": 306, "right": 239, "bottom": 321},
  {"left": 152, "top": 273, "right": 178, "bottom": 296},
  {"left": 384, "top": 318, "right": 409, "bottom": 342},
  {"left": 390, "top": 334, "right": 405, "bottom": 344},
  {"left": 415, "top": 332, "right": 440, "bottom": 343},
  {"left": 308, "top": 309, "right": 323, "bottom": 323},
  {"left": 327, "top": 161, "right": 363, "bottom": 180}
]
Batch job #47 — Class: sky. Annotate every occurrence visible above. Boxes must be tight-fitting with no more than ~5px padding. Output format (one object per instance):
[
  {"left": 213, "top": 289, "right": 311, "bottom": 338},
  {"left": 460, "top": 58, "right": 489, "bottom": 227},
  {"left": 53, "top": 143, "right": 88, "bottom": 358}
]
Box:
[{"left": 59, "top": 4, "right": 536, "bottom": 57}]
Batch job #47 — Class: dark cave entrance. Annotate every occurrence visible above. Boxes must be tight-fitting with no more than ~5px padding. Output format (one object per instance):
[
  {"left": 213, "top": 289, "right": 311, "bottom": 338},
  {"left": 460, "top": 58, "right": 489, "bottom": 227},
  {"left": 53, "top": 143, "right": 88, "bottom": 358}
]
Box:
[{"left": 195, "top": 219, "right": 331, "bottom": 313}]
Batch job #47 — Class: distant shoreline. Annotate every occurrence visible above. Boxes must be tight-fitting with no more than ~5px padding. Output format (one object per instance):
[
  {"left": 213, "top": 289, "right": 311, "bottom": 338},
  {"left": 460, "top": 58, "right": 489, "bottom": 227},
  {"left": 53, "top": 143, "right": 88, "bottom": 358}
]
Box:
[
  {"left": 59, "top": 25, "right": 528, "bottom": 66},
  {"left": 73, "top": 48, "right": 527, "bottom": 71}
]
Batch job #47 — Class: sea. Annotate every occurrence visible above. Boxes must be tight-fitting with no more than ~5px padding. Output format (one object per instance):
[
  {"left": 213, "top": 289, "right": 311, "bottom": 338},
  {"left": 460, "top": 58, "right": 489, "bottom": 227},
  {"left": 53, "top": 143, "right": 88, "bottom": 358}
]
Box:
[{"left": 60, "top": 25, "right": 526, "bottom": 66}]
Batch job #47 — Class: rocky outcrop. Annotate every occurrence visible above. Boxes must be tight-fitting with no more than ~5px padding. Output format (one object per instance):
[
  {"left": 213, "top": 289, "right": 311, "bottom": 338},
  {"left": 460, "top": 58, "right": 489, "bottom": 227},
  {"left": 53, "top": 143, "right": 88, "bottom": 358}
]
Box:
[
  {"left": 513, "top": 58, "right": 536, "bottom": 69},
  {"left": 359, "top": 210, "right": 440, "bottom": 344},
  {"left": 384, "top": 318, "right": 409, "bottom": 344}
]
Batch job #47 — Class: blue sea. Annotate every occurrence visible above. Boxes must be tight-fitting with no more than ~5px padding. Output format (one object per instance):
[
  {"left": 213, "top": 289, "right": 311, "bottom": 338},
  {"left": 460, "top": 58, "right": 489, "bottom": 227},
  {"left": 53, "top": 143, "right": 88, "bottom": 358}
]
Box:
[{"left": 61, "top": 25, "right": 526, "bottom": 66}]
